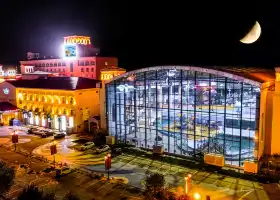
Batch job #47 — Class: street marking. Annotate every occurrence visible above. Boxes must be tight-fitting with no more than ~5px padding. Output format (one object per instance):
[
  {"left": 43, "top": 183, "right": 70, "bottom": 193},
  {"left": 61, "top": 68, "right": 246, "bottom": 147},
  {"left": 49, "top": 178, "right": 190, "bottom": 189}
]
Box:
[
  {"left": 85, "top": 179, "right": 103, "bottom": 189},
  {"left": 238, "top": 189, "right": 254, "bottom": 200}
]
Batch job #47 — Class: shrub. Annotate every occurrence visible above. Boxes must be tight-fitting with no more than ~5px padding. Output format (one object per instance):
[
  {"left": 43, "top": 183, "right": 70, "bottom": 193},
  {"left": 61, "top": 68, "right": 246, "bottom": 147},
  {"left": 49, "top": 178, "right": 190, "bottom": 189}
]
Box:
[{"left": 0, "top": 160, "right": 15, "bottom": 196}]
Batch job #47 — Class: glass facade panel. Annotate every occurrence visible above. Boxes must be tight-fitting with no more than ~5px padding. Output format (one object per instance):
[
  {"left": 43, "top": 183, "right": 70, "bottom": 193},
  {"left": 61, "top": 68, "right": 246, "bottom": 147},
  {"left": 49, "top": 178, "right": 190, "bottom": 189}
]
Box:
[{"left": 106, "top": 68, "right": 260, "bottom": 167}]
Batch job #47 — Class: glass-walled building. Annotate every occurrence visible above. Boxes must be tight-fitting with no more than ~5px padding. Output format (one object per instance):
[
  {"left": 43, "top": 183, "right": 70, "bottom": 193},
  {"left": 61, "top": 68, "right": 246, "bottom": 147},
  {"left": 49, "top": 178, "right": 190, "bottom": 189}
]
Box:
[{"left": 106, "top": 66, "right": 262, "bottom": 167}]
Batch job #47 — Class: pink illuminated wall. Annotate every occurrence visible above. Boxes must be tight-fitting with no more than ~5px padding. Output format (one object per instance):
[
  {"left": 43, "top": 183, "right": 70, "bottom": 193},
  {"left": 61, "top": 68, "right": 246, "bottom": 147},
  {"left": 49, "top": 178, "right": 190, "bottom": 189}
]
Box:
[{"left": 20, "top": 57, "right": 118, "bottom": 80}]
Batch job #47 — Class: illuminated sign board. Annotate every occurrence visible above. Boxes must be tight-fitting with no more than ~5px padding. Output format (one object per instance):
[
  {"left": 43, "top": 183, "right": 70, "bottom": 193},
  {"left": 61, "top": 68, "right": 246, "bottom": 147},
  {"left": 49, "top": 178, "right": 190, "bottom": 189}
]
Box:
[
  {"left": 64, "top": 45, "right": 77, "bottom": 59},
  {"left": 64, "top": 36, "right": 91, "bottom": 45},
  {"left": 3, "top": 87, "right": 9, "bottom": 95}
]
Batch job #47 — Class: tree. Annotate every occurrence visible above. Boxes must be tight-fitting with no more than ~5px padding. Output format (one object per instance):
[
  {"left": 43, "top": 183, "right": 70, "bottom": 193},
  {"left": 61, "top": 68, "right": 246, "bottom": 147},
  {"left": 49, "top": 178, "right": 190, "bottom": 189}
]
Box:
[
  {"left": 144, "top": 172, "right": 176, "bottom": 200},
  {"left": 63, "top": 192, "right": 80, "bottom": 200},
  {"left": 0, "top": 160, "right": 15, "bottom": 198},
  {"left": 17, "top": 184, "right": 55, "bottom": 200}
]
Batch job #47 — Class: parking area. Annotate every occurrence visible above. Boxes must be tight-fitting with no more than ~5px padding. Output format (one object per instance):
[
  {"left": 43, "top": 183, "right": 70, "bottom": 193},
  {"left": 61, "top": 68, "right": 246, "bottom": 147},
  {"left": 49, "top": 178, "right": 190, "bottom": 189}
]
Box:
[{"left": 109, "top": 153, "right": 272, "bottom": 200}]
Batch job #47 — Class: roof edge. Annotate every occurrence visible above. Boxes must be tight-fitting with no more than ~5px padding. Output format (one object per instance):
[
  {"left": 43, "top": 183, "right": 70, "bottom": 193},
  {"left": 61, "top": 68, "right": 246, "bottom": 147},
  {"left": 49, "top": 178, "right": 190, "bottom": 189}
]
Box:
[{"left": 105, "top": 66, "right": 262, "bottom": 87}]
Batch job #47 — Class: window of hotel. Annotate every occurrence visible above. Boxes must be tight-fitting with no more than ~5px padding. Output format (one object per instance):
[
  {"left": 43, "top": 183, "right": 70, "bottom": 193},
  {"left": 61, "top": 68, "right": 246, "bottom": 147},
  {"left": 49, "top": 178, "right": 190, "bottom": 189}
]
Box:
[
  {"left": 58, "top": 63, "right": 61, "bottom": 66},
  {"left": 86, "top": 68, "right": 89, "bottom": 72},
  {"left": 70, "top": 98, "right": 74, "bottom": 104},
  {"left": 90, "top": 61, "right": 95, "bottom": 65},
  {"left": 30, "top": 95, "right": 33, "bottom": 101},
  {"left": 50, "top": 63, "right": 53, "bottom": 67},
  {"left": 59, "top": 69, "right": 61, "bottom": 72},
  {"left": 91, "top": 68, "right": 94, "bottom": 72},
  {"left": 63, "top": 69, "right": 65, "bottom": 72},
  {"left": 81, "top": 68, "right": 84, "bottom": 72},
  {"left": 42, "top": 63, "right": 45, "bottom": 67},
  {"left": 51, "top": 69, "right": 53, "bottom": 72},
  {"left": 54, "top": 63, "right": 57, "bottom": 67},
  {"left": 70, "top": 63, "right": 73, "bottom": 72},
  {"left": 80, "top": 61, "right": 84, "bottom": 66},
  {"left": 85, "top": 61, "right": 89, "bottom": 66},
  {"left": 46, "top": 63, "right": 49, "bottom": 67},
  {"left": 62, "top": 62, "right": 66, "bottom": 66}
]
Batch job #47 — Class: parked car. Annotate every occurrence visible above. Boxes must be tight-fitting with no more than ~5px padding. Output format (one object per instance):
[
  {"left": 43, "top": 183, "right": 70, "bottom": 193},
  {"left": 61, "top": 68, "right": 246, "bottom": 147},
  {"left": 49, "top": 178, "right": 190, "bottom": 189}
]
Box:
[
  {"left": 54, "top": 132, "right": 66, "bottom": 139},
  {"left": 41, "top": 131, "right": 54, "bottom": 138},
  {"left": 96, "top": 145, "right": 110, "bottom": 154},
  {"left": 56, "top": 167, "right": 72, "bottom": 177},
  {"left": 80, "top": 142, "right": 95, "bottom": 151},
  {"left": 34, "top": 130, "right": 46, "bottom": 136}
]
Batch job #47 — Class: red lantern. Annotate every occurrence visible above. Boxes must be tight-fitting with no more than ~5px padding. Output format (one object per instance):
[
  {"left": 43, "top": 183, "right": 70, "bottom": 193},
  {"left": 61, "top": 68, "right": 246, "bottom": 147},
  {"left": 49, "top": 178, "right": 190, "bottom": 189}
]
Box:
[
  {"left": 50, "top": 144, "right": 57, "bottom": 155},
  {"left": 104, "top": 154, "right": 111, "bottom": 170},
  {"left": 12, "top": 134, "right": 18, "bottom": 144}
]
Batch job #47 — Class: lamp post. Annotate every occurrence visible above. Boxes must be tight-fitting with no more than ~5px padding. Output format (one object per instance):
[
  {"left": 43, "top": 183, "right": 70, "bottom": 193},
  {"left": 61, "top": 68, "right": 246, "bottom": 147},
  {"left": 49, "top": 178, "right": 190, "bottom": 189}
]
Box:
[
  {"left": 184, "top": 174, "right": 192, "bottom": 194},
  {"left": 12, "top": 131, "right": 18, "bottom": 151},
  {"left": 50, "top": 141, "right": 57, "bottom": 168},
  {"left": 104, "top": 153, "right": 111, "bottom": 181}
]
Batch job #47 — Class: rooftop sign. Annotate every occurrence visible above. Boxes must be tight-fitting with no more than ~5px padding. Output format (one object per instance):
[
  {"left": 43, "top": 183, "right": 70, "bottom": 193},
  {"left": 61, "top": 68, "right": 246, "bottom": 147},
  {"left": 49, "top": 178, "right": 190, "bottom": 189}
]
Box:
[{"left": 64, "top": 36, "right": 91, "bottom": 46}]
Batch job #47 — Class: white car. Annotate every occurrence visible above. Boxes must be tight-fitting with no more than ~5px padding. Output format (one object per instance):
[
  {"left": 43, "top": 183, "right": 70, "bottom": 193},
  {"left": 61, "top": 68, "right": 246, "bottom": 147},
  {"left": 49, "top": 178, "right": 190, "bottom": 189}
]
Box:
[
  {"left": 95, "top": 145, "right": 110, "bottom": 154},
  {"left": 80, "top": 142, "right": 95, "bottom": 151}
]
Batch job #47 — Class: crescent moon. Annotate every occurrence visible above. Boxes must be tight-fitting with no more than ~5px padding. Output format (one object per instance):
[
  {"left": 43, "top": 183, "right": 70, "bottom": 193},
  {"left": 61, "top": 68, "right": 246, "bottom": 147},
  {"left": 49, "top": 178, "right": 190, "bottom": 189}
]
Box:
[{"left": 240, "top": 21, "right": 261, "bottom": 44}]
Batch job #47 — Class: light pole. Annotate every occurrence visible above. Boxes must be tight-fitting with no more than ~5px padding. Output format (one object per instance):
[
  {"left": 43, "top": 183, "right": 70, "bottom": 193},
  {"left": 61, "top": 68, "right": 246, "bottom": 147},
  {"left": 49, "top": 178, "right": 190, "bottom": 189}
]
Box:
[
  {"left": 12, "top": 131, "right": 18, "bottom": 151},
  {"left": 104, "top": 153, "right": 111, "bottom": 181},
  {"left": 184, "top": 174, "right": 192, "bottom": 194}
]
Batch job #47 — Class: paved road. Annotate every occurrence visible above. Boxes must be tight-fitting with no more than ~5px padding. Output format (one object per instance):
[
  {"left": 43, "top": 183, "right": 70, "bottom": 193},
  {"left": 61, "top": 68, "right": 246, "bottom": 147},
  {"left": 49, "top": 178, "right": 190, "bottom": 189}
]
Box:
[{"left": 1, "top": 126, "right": 280, "bottom": 199}]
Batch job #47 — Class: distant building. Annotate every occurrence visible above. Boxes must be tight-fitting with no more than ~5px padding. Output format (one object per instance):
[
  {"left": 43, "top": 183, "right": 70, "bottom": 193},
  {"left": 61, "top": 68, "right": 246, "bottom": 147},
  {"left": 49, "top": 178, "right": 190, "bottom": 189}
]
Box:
[{"left": 20, "top": 36, "right": 118, "bottom": 80}]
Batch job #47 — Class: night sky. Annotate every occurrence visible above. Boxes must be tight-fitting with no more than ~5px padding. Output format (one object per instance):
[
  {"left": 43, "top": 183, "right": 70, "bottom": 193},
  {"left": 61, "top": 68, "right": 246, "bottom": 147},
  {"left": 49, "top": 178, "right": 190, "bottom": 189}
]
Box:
[{"left": 0, "top": 1, "right": 279, "bottom": 70}]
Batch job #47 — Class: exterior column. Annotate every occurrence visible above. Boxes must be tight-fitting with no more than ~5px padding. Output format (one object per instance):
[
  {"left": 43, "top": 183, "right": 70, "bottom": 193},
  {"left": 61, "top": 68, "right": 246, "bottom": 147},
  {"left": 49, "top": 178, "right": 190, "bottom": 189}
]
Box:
[{"left": 271, "top": 69, "right": 280, "bottom": 154}]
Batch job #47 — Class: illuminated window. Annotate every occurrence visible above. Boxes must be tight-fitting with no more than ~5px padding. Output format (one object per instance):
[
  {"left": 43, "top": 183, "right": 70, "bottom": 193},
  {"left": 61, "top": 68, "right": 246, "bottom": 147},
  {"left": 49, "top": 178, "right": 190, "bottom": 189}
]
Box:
[
  {"left": 70, "top": 63, "right": 73, "bottom": 72},
  {"left": 54, "top": 63, "right": 57, "bottom": 67},
  {"left": 62, "top": 62, "right": 66, "bottom": 66},
  {"left": 85, "top": 61, "right": 89, "bottom": 66},
  {"left": 105, "top": 62, "right": 108, "bottom": 66},
  {"left": 42, "top": 63, "right": 45, "bottom": 67},
  {"left": 91, "top": 68, "right": 94, "bottom": 72},
  {"left": 81, "top": 68, "right": 84, "bottom": 72},
  {"left": 70, "top": 98, "right": 74, "bottom": 104},
  {"left": 90, "top": 61, "right": 95, "bottom": 65},
  {"left": 50, "top": 63, "right": 53, "bottom": 67},
  {"left": 46, "top": 63, "right": 49, "bottom": 67},
  {"left": 69, "top": 117, "right": 74, "bottom": 128},
  {"left": 58, "top": 63, "right": 61, "bottom": 66},
  {"left": 86, "top": 68, "right": 89, "bottom": 72},
  {"left": 80, "top": 61, "right": 84, "bottom": 66}
]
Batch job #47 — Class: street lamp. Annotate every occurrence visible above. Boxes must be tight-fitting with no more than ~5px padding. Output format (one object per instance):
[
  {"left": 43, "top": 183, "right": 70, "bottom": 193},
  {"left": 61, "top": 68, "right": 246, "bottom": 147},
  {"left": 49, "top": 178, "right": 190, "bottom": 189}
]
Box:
[
  {"left": 193, "top": 192, "right": 201, "bottom": 200},
  {"left": 184, "top": 174, "right": 192, "bottom": 194},
  {"left": 104, "top": 153, "right": 111, "bottom": 180}
]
